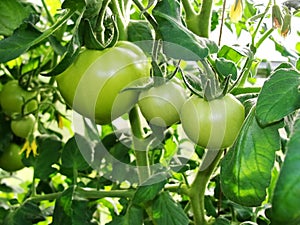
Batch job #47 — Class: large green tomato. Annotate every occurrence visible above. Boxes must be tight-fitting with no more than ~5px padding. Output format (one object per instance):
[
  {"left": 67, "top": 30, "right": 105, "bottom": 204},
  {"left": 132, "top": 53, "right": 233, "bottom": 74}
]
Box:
[
  {"left": 56, "top": 41, "right": 150, "bottom": 124},
  {"left": 0, "top": 143, "right": 24, "bottom": 172},
  {"left": 11, "top": 114, "right": 36, "bottom": 138},
  {"left": 0, "top": 80, "right": 38, "bottom": 116},
  {"left": 180, "top": 94, "right": 245, "bottom": 149},
  {"left": 138, "top": 80, "right": 187, "bottom": 127}
]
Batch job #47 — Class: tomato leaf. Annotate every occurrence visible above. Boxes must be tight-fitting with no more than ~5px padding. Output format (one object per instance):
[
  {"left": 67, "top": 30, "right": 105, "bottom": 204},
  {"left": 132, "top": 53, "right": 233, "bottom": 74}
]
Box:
[
  {"left": 45, "top": 34, "right": 81, "bottom": 76},
  {"left": 0, "top": 0, "right": 32, "bottom": 36},
  {"left": 0, "top": 7, "right": 77, "bottom": 63},
  {"left": 61, "top": 135, "right": 91, "bottom": 171},
  {"left": 256, "top": 68, "right": 300, "bottom": 126},
  {"left": 215, "top": 58, "right": 238, "bottom": 80},
  {"left": 128, "top": 21, "right": 153, "bottom": 54},
  {"left": 106, "top": 205, "right": 144, "bottom": 225},
  {"left": 217, "top": 45, "right": 251, "bottom": 63},
  {"left": 61, "top": 0, "right": 86, "bottom": 11},
  {"left": 22, "top": 136, "right": 62, "bottom": 180},
  {"left": 3, "top": 201, "right": 45, "bottom": 225},
  {"left": 152, "top": 0, "right": 217, "bottom": 60},
  {"left": 0, "top": 23, "right": 41, "bottom": 63},
  {"left": 152, "top": 192, "right": 189, "bottom": 225},
  {"left": 51, "top": 187, "right": 73, "bottom": 225},
  {"left": 132, "top": 172, "right": 168, "bottom": 205},
  {"left": 220, "top": 106, "right": 282, "bottom": 207},
  {"left": 271, "top": 114, "right": 300, "bottom": 225}
]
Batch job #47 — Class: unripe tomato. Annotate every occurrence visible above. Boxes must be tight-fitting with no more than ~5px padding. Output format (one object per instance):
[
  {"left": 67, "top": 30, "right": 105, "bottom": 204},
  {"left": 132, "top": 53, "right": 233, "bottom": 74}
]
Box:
[
  {"left": 180, "top": 94, "right": 245, "bottom": 149},
  {"left": 0, "top": 80, "right": 37, "bottom": 116},
  {"left": 0, "top": 143, "right": 24, "bottom": 172},
  {"left": 138, "top": 80, "right": 187, "bottom": 127},
  {"left": 56, "top": 41, "right": 150, "bottom": 125},
  {"left": 11, "top": 114, "right": 36, "bottom": 138}
]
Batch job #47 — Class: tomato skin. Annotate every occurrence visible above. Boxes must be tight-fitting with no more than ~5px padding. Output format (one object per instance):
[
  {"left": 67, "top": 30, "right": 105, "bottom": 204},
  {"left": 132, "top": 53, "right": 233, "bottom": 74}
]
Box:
[
  {"left": 11, "top": 114, "right": 36, "bottom": 138},
  {"left": 180, "top": 94, "right": 245, "bottom": 149},
  {"left": 138, "top": 80, "right": 187, "bottom": 127},
  {"left": 56, "top": 41, "right": 150, "bottom": 125},
  {"left": 0, "top": 80, "right": 37, "bottom": 116},
  {"left": 0, "top": 143, "right": 24, "bottom": 172}
]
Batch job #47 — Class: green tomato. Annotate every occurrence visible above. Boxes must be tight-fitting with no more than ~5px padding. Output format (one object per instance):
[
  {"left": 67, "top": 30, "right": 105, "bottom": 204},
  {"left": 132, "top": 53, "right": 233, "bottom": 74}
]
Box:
[
  {"left": 56, "top": 41, "right": 150, "bottom": 125},
  {"left": 180, "top": 94, "right": 245, "bottom": 149},
  {"left": 11, "top": 114, "right": 36, "bottom": 138},
  {"left": 0, "top": 80, "right": 37, "bottom": 116},
  {"left": 138, "top": 80, "right": 187, "bottom": 127},
  {"left": 0, "top": 143, "right": 24, "bottom": 172}
]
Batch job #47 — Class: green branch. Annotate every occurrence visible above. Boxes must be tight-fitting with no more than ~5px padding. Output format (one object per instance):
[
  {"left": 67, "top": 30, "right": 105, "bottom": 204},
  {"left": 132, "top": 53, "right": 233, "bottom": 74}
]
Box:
[
  {"left": 183, "top": 0, "right": 213, "bottom": 38},
  {"left": 129, "top": 106, "right": 151, "bottom": 183},
  {"left": 188, "top": 149, "right": 224, "bottom": 225}
]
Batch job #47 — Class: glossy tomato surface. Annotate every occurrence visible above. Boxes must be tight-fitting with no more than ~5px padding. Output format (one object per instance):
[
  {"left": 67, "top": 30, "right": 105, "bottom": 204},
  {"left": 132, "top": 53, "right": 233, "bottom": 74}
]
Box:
[
  {"left": 138, "top": 80, "right": 187, "bottom": 127},
  {"left": 56, "top": 41, "right": 150, "bottom": 124},
  {"left": 0, "top": 143, "right": 24, "bottom": 172},
  {"left": 0, "top": 80, "right": 37, "bottom": 116},
  {"left": 11, "top": 114, "right": 36, "bottom": 138},
  {"left": 181, "top": 94, "right": 245, "bottom": 149}
]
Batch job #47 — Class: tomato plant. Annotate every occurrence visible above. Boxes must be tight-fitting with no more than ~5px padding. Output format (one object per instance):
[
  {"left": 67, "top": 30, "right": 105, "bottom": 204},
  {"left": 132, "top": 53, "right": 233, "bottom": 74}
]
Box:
[
  {"left": 181, "top": 94, "right": 245, "bottom": 149},
  {"left": 56, "top": 41, "right": 150, "bottom": 125},
  {"left": 0, "top": 0, "right": 299, "bottom": 225},
  {"left": 10, "top": 114, "right": 35, "bottom": 138},
  {"left": 138, "top": 80, "right": 187, "bottom": 127},
  {"left": 0, "top": 143, "right": 24, "bottom": 172},
  {"left": 0, "top": 80, "right": 37, "bottom": 117}
]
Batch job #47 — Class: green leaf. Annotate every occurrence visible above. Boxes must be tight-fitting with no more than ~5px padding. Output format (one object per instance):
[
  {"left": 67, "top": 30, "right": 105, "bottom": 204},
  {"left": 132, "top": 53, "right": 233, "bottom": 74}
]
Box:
[
  {"left": 4, "top": 201, "right": 45, "bottom": 225},
  {"left": 217, "top": 45, "right": 251, "bottom": 63},
  {"left": 71, "top": 200, "right": 97, "bottom": 225},
  {"left": 22, "top": 136, "right": 62, "bottom": 180},
  {"left": 0, "top": 9, "right": 76, "bottom": 63},
  {"left": 215, "top": 58, "right": 238, "bottom": 80},
  {"left": 106, "top": 205, "right": 143, "bottom": 225},
  {"left": 62, "top": 0, "right": 86, "bottom": 12},
  {"left": 132, "top": 172, "right": 168, "bottom": 205},
  {"left": 128, "top": 21, "right": 153, "bottom": 54},
  {"left": 61, "top": 135, "right": 91, "bottom": 171},
  {"left": 213, "top": 217, "right": 231, "bottom": 225},
  {"left": 51, "top": 187, "right": 74, "bottom": 225},
  {"left": 152, "top": 192, "right": 189, "bottom": 225},
  {"left": 152, "top": 0, "right": 217, "bottom": 60},
  {"left": 45, "top": 34, "right": 81, "bottom": 76},
  {"left": 0, "top": 0, "right": 32, "bottom": 36},
  {"left": 271, "top": 115, "right": 300, "bottom": 225},
  {"left": 220, "top": 106, "right": 282, "bottom": 207},
  {"left": 256, "top": 69, "right": 300, "bottom": 126},
  {"left": 0, "top": 23, "right": 41, "bottom": 63}
]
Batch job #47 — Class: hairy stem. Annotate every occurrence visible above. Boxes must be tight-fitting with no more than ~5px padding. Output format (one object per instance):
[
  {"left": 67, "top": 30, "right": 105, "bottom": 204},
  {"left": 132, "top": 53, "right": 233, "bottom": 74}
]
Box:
[
  {"left": 189, "top": 149, "right": 224, "bottom": 225},
  {"left": 129, "top": 106, "right": 151, "bottom": 183},
  {"left": 198, "top": 0, "right": 213, "bottom": 38},
  {"left": 110, "top": 0, "right": 128, "bottom": 40}
]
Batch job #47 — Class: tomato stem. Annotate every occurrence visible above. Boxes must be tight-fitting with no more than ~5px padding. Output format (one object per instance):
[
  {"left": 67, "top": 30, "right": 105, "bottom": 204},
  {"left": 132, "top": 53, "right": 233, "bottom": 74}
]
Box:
[
  {"left": 183, "top": 0, "right": 213, "bottom": 38},
  {"left": 188, "top": 149, "right": 224, "bottom": 225},
  {"left": 110, "top": 0, "right": 128, "bottom": 40},
  {"left": 129, "top": 106, "right": 151, "bottom": 183}
]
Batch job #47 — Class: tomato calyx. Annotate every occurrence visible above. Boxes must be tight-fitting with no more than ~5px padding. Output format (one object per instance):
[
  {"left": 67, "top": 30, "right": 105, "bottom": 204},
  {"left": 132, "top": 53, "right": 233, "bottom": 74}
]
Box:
[{"left": 181, "top": 59, "right": 233, "bottom": 101}]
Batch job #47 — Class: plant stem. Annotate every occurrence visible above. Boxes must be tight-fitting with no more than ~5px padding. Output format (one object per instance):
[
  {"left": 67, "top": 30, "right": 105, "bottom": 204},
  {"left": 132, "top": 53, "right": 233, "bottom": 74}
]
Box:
[
  {"left": 181, "top": 0, "right": 196, "bottom": 18},
  {"left": 218, "top": 0, "right": 227, "bottom": 45},
  {"left": 198, "top": 0, "right": 213, "bottom": 38},
  {"left": 110, "top": 0, "right": 128, "bottom": 40},
  {"left": 129, "top": 106, "right": 151, "bottom": 183},
  {"left": 251, "top": 0, "right": 272, "bottom": 46},
  {"left": 25, "top": 188, "right": 135, "bottom": 203},
  {"left": 76, "top": 187, "right": 135, "bottom": 199},
  {"left": 188, "top": 149, "right": 224, "bottom": 225}
]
